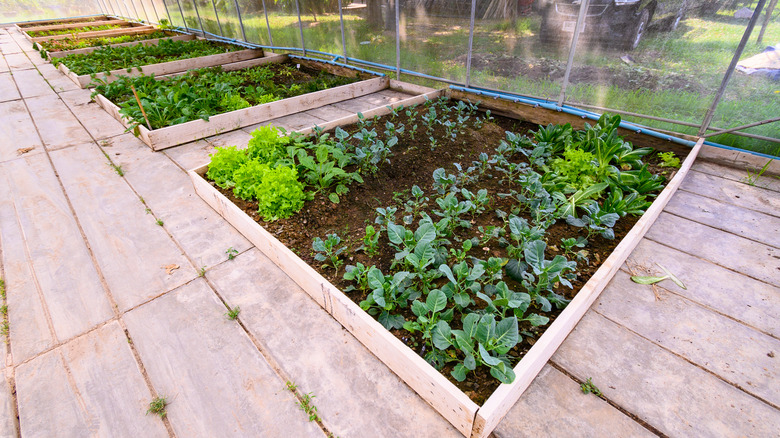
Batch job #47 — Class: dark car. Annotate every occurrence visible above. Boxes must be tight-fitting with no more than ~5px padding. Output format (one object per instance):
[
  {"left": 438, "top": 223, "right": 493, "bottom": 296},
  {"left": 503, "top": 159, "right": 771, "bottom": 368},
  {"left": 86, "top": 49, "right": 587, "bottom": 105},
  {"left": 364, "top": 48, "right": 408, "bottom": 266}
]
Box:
[{"left": 538, "top": 0, "right": 716, "bottom": 50}]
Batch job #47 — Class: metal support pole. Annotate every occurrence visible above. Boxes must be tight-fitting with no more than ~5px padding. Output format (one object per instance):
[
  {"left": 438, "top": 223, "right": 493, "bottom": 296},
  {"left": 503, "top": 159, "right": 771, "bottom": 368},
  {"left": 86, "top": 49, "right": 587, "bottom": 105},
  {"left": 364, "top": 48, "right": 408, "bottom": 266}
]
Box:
[
  {"left": 138, "top": 0, "right": 151, "bottom": 22},
  {"left": 233, "top": 0, "right": 248, "bottom": 42},
  {"left": 702, "top": 117, "right": 780, "bottom": 138},
  {"left": 295, "top": 0, "right": 306, "bottom": 56},
  {"left": 191, "top": 0, "right": 207, "bottom": 37},
  {"left": 148, "top": 0, "right": 161, "bottom": 22},
  {"left": 111, "top": 0, "right": 123, "bottom": 17},
  {"left": 161, "top": 0, "right": 174, "bottom": 26},
  {"left": 465, "top": 0, "right": 477, "bottom": 87},
  {"left": 262, "top": 0, "right": 274, "bottom": 46},
  {"left": 395, "top": 0, "right": 400, "bottom": 79},
  {"left": 209, "top": 0, "right": 224, "bottom": 36},
  {"left": 757, "top": 0, "right": 777, "bottom": 45},
  {"left": 128, "top": 0, "right": 141, "bottom": 20},
  {"left": 120, "top": 0, "right": 131, "bottom": 18},
  {"left": 557, "top": 0, "right": 589, "bottom": 107},
  {"left": 109, "top": 0, "right": 119, "bottom": 16},
  {"left": 699, "top": 0, "right": 767, "bottom": 136},
  {"left": 338, "top": 0, "right": 348, "bottom": 64},
  {"left": 95, "top": 0, "right": 105, "bottom": 15},
  {"left": 175, "top": 0, "right": 190, "bottom": 33}
]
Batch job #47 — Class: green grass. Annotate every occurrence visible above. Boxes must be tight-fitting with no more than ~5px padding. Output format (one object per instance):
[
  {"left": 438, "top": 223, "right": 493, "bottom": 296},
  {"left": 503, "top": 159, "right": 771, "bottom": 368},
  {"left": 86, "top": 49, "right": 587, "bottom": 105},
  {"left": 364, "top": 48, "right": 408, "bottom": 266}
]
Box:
[{"left": 172, "top": 6, "right": 779, "bottom": 155}]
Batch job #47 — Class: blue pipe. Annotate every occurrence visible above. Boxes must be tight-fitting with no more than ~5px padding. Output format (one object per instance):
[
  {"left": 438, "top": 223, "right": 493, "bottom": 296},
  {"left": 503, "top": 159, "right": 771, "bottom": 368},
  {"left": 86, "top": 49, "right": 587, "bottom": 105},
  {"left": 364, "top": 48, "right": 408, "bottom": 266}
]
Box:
[{"left": 449, "top": 85, "right": 700, "bottom": 149}]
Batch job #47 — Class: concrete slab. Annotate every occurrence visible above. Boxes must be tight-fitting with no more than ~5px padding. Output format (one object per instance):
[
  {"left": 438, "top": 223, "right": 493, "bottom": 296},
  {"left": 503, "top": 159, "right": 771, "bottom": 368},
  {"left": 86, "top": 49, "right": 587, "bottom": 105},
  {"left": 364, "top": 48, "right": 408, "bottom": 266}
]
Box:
[
  {"left": 25, "top": 95, "right": 92, "bottom": 149},
  {"left": 0, "top": 167, "right": 55, "bottom": 362},
  {"left": 627, "top": 239, "right": 780, "bottom": 339},
  {"left": 692, "top": 160, "right": 780, "bottom": 193},
  {"left": 38, "top": 62, "right": 80, "bottom": 93},
  {"left": 162, "top": 139, "right": 214, "bottom": 172},
  {"left": 0, "top": 42, "right": 20, "bottom": 54},
  {"left": 27, "top": 51, "right": 46, "bottom": 66},
  {"left": 16, "top": 349, "right": 91, "bottom": 437},
  {"left": 243, "top": 112, "right": 326, "bottom": 133},
  {"left": 123, "top": 279, "right": 325, "bottom": 437},
  {"left": 50, "top": 142, "right": 196, "bottom": 311},
  {"left": 0, "top": 54, "right": 8, "bottom": 72},
  {"left": 59, "top": 321, "right": 168, "bottom": 437},
  {"left": 207, "top": 248, "right": 460, "bottom": 438},
  {"left": 106, "top": 133, "right": 252, "bottom": 268},
  {"left": 495, "top": 365, "right": 652, "bottom": 438},
  {"left": 11, "top": 68, "right": 55, "bottom": 99},
  {"left": 68, "top": 102, "right": 127, "bottom": 140},
  {"left": 57, "top": 88, "right": 93, "bottom": 108},
  {"left": 0, "top": 376, "right": 17, "bottom": 437},
  {"left": 0, "top": 100, "right": 44, "bottom": 163},
  {"left": 682, "top": 170, "right": 780, "bottom": 218},
  {"left": 3, "top": 53, "right": 33, "bottom": 71},
  {"left": 596, "top": 270, "right": 780, "bottom": 407},
  {"left": 4, "top": 154, "right": 114, "bottom": 341},
  {"left": 553, "top": 312, "right": 780, "bottom": 437},
  {"left": 0, "top": 72, "right": 19, "bottom": 102},
  {"left": 646, "top": 212, "right": 780, "bottom": 287},
  {"left": 667, "top": 189, "right": 780, "bottom": 249}
]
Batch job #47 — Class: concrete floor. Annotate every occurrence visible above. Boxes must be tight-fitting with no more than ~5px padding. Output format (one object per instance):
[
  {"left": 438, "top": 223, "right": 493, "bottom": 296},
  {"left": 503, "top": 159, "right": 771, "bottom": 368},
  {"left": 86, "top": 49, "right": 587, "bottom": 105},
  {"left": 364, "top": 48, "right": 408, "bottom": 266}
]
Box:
[{"left": 1, "top": 25, "right": 779, "bottom": 438}]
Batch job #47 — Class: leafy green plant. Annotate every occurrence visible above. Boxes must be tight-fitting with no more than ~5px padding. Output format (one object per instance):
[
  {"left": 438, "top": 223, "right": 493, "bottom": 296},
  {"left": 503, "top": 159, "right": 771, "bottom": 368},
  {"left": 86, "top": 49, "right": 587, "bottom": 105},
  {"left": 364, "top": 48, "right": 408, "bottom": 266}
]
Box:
[
  {"left": 312, "top": 233, "right": 347, "bottom": 272},
  {"left": 225, "top": 305, "right": 241, "bottom": 320},
  {"left": 146, "top": 396, "right": 168, "bottom": 418},
  {"left": 506, "top": 240, "right": 576, "bottom": 311},
  {"left": 742, "top": 159, "right": 777, "bottom": 186},
  {"left": 657, "top": 151, "right": 681, "bottom": 169},
  {"left": 359, "top": 225, "right": 380, "bottom": 256},
  {"left": 254, "top": 166, "right": 306, "bottom": 221},
  {"left": 226, "top": 247, "right": 239, "bottom": 259},
  {"left": 566, "top": 202, "right": 620, "bottom": 240},
  {"left": 439, "top": 261, "right": 484, "bottom": 311},
  {"left": 359, "top": 267, "right": 416, "bottom": 330},
  {"left": 580, "top": 377, "right": 602, "bottom": 396},
  {"left": 403, "top": 289, "right": 454, "bottom": 366}
]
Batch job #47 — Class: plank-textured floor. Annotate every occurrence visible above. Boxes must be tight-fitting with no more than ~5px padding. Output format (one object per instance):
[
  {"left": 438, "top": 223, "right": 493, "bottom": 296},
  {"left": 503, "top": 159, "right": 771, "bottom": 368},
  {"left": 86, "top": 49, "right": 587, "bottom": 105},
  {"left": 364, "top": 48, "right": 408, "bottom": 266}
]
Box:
[{"left": 1, "top": 24, "right": 779, "bottom": 438}]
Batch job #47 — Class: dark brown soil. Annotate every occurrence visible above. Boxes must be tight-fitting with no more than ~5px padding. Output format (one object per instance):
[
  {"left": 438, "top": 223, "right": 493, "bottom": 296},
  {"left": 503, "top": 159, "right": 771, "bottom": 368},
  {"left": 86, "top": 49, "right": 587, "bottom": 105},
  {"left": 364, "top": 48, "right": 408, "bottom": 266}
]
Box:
[
  {"left": 210, "top": 101, "right": 685, "bottom": 404},
  {"left": 460, "top": 53, "right": 706, "bottom": 95}
]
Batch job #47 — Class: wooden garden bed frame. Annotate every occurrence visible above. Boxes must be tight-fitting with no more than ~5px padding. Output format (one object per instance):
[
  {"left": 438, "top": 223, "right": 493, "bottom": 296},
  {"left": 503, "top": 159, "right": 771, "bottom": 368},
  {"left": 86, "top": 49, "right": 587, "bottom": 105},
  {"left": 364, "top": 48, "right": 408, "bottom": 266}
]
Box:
[
  {"left": 15, "top": 15, "right": 115, "bottom": 28},
  {"left": 188, "top": 88, "right": 704, "bottom": 437},
  {"left": 57, "top": 44, "right": 264, "bottom": 89},
  {"left": 43, "top": 32, "right": 195, "bottom": 60},
  {"left": 93, "top": 56, "right": 397, "bottom": 151},
  {"left": 20, "top": 19, "right": 130, "bottom": 33},
  {"left": 24, "top": 22, "right": 156, "bottom": 44}
]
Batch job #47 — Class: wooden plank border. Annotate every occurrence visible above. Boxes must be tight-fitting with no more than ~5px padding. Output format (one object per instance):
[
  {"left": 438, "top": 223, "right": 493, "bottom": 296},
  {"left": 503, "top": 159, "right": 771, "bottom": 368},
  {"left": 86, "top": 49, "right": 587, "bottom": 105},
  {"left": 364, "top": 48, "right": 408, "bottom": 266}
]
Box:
[
  {"left": 189, "top": 89, "right": 703, "bottom": 437},
  {"left": 58, "top": 46, "right": 264, "bottom": 88},
  {"left": 94, "top": 57, "right": 389, "bottom": 150},
  {"left": 22, "top": 19, "right": 130, "bottom": 33},
  {"left": 26, "top": 24, "right": 156, "bottom": 44},
  {"left": 44, "top": 33, "right": 195, "bottom": 59},
  {"left": 15, "top": 15, "right": 113, "bottom": 29}
]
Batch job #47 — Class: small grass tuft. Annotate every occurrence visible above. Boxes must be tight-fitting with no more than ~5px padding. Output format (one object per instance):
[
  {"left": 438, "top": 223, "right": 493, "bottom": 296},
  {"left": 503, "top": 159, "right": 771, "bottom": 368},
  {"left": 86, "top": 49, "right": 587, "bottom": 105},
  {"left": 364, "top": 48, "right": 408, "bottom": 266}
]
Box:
[
  {"left": 146, "top": 396, "right": 168, "bottom": 418},
  {"left": 225, "top": 305, "right": 240, "bottom": 320},
  {"left": 226, "top": 247, "right": 239, "bottom": 260},
  {"left": 109, "top": 163, "right": 124, "bottom": 176},
  {"left": 580, "top": 377, "right": 602, "bottom": 396},
  {"left": 155, "top": 219, "right": 164, "bottom": 226}
]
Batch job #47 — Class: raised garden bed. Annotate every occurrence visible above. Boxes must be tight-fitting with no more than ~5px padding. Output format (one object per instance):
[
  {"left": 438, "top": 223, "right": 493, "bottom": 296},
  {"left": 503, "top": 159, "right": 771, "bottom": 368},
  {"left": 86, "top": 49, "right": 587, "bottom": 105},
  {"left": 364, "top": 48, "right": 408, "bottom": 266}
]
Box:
[
  {"left": 93, "top": 56, "right": 404, "bottom": 150},
  {"left": 15, "top": 15, "right": 116, "bottom": 28},
  {"left": 38, "top": 31, "right": 195, "bottom": 60},
  {"left": 189, "top": 89, "right": 703, "bottom": 437},
  {"left": 23, "top": 22, "right": 155, "bottom": 44},
  {"left": 54, "top": 38, "right": 263, "bottom": 89}
]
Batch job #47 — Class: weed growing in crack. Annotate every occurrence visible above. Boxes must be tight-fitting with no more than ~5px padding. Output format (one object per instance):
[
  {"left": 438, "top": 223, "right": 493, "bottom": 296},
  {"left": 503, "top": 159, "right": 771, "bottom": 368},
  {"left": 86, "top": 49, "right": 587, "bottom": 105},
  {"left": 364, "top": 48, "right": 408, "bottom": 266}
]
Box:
[
  {"left": 146, "top": 396, "right": 168, "bottom": 418},
  {"left": 109, "top": 163, "right": 124, "bottom": 176},
  {"left": 198, "top": 266, "right": 206, "bottom": 277},
  {"left": 580, "top": 377, "right": 602, "bottom": 396},
  {"left": 226, "top": 247, "right": 239, "bottom": 260},
  {"left": 225, "top": 306, "right": 240, "bottom": 320},
  {"left": 155, "top": 219, "right": 164, "bottom": 226}
]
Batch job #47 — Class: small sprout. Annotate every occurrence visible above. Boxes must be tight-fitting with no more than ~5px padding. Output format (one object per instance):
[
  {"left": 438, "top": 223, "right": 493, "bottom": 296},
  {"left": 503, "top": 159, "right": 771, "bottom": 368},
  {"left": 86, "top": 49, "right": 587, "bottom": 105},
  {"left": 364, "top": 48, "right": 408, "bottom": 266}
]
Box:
[
  {"left": 146, "top": 396, "right": 168, "bottom": 418},
  {"left": 198, "top": 266, "right": 206, "bottom": 277},
  {"left": 286, "top": 381, "right": 297, "bottom": 391},
  {"left": 298, "top": 392, "right": 320, "bottom": 422},
  {"left": 580, "top": 377, "right": 602, "bottom": 396},
  {"left": 226, "top": 247, "right": 239, "bottom": 260},
  {"left": 155, "top": 219, "right": 164, "bottom": 226},
  {"left": 657, "top": 151, "right": 680, "bottom": 169},
  {"left": 109, "top": 163, "right": 124, "bottom": 176},
  {"left": 225, "top": 305, "right": 240, "bottom": 320},
  {"left": 145, "top": 208, "right": 151, "bottom": 214}
]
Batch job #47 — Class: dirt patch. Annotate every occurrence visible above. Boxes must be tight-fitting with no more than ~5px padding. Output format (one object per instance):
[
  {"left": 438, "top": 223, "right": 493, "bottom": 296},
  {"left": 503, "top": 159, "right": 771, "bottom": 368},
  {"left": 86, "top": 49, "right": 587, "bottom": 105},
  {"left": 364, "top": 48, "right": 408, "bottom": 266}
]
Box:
[{"left": 458, "top": 53, "right": 706, "bottom": 95}]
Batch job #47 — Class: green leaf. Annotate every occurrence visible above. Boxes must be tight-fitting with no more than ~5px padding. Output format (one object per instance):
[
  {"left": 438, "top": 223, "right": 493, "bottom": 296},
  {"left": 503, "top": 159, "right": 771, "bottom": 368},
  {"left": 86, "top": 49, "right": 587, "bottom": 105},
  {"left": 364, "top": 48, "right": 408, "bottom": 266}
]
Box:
[
  {"left": 630, "top": 275, "right": 668, "bottom": 285},
  {"left": 494, "top": 317, "right": 519, "bottom": 350},
  {"left": 524, "top": 313, "right": 549, "bottom": 326},
  {"left": 411, "top": 300, "right": 428, "bottom": 317},
  {"left": 328, "top": 192, "right": 340, "bottom": 204},
  {"left": 461, "top": 313, "right": 480, "bottom": 339},
  {"left": 478, "top": 343, "right": 502, "bottom": 366},
  {"left": 366, "top": 267, "right": 385, "bottom": 290},
  {"left": 490, "top": 363, "right": 516, "bottom": 384},
  {"left": 387, "top": 223, "right": 406, "bottom": 245},
  {"left": 451, "top": 363, "right": 468, "bottom": 382},
  {"left": 432, "top": 321, "right": 452, "bottom": 349},
  {"left": 657, "top": 263, "right": 686, "bottom": 290},
  {"left": 524, "top": 240, "right": 547, "bottom": 271},
  {"left": 427, "top": 289, "right": 447, "bottom": 313},
  {"left": 463, "top": 352, "right": 476, "bottom": 370}
]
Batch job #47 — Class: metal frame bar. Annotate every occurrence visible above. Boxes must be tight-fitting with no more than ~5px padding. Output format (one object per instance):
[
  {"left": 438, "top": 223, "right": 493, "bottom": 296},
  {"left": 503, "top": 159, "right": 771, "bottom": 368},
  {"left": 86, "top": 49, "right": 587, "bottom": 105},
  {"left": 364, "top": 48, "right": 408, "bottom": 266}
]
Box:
[
  {"left": 465, "top": 0, "right": 477, "bottom": 87},
  {"left": 191, "top": 0, "right": 207, "bottom": 37},
  {"left": 233, "top": 0, "right": 248, "bottom": 42},
  {"left": 699, "top": 0, "right": 767, "bottom": 136},
  {"left": 174, "top": 0, "right": 190, "bottom": 33},
  {"left": 120, "top": 0, "right": 131, "bottom": 18},
  {"left": 111, "top": 0, "right": 123, "bottom": 17},
  {"left": 128, "top": 0, "right": 141, "bottom": 20},
  {"left": 703, "top": 117, "right": 780, "bottom": 139},
  {"left": 338, "top": 0, "right": 348, "bottom": 65},
  {"left": 395, "top": 0, "right": 400, "bottom": 79},
  {"left": 161, "top": 0, "right": 174, "bottom": 26},
  {"left": 557, "top": 0, "right": 589, "bottom": 107},
  {"left": 138, "top": 0, "right": 151, "bottom": 22},
  {"left": 262, "top": 0, "right": 273, "bottom": 46},
  {"left": 209, "top": 0, "right": 224, "bottom": 36},
  {"left": 95, "top": 0, "right": 105, "bottom": 15},
  {"left": 149, "top": 0, "right": 161, "bottom": 22},
  {"left": 295, "top": 0, "right": 306, "bottom": 56}
]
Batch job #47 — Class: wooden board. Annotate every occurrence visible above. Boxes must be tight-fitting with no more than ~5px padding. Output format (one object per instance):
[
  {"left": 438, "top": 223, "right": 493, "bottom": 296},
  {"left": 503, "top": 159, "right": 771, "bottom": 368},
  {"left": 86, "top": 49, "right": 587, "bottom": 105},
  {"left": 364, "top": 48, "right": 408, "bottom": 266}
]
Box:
[
  {"left": 470, "top": 138, "right": 704, "bottom": 438},
  {"left": 94, "top": 61, "right": 388, "bottom": 150},
  {"left": 188, "top": 88, "right": 703, "bottom": 437},
  {"left": 15, "top": 15, "right": 113, "bottom": 29},
  {"left": 58, "top": 47, "right": 264, "bottom": 88},
  {"left": 21, "top": 19, "right": 129, "bottom": 33},
  {"left": 27, "top": 24, "right": 156, "bottom": 44},
  {"left": 45, "top": 33, "right": 195, "bottom": 59}
]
